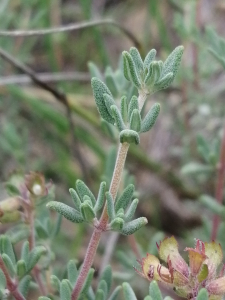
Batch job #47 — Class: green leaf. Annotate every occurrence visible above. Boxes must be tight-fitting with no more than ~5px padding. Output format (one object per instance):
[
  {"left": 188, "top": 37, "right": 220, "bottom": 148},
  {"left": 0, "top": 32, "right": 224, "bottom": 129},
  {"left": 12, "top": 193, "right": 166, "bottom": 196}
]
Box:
[
  {"left": 76, "top": 180, "right": 96, "bottom": 207},
  {"left": 120, "top": 129, "right": 140, "bottom": 145},
  {"left": 106, "top": 192, "right": 116, "bottom": 222},
  {"left": 124, "top": 199, "right": 139, "bottom": 222},
  {"left": 94, "top": 182, "right": 106, "bottom": 213},
  {"left": 2, "top": 253, "right": 16, "bottom": 277},
  {"left": 120, "top": 96, "right": 128, "bottom": 123},
  {"left": 196, "top": 288, "right": 208, "bottom": 300},
  {"left": 27, "top": 246, "right": 46, "bottom": 273},
  {"left": 18, "top": 275, "right": 31, "bottom": 297},
  {"left": 129, "top": 47, "right": 143, "bottom": 76},
  {"left": 122, "top": 52, "right": 141, "bottom": 88},
  {"left": 115, "top": 184, "right": 134, "bottom": 212},
  {"left": 103, "top": 93, "right": 116, "bottom": 118},
  {"left": 100, "top": 265, "right": 112, "bottom": 294},
  {"left": 108, "top": 286, "right": 122, "bottom": 300},
  {"left": 0, "top": 269, "right": 6, "bottom": 290},
  {"left": 51, "top": 275, "right": 61, "bottom": 292},
  {"left": 122, "top": 282, "right": 137, "bottom": 300},
  {"left": 109, "top": 217, "right": 124, "bottom": 231},
  {"left": 60, "top": 279, "right": 71, "bottom": 300},
  {"left": 141, "top": 103, "right": 160, "bottom": 133},
  {"left": 120, "top": 217, "right": 148, "bottom": 235},
  {"left": 47, "top": 201, "right": 84, "bottom": 223},
  {"left": 128, "top": 96, "right": 139, "bottom": 120},
  {"left": 161, "top": 46, "right": 184, "bottom": 83},
  {"left": 149, "top": 281, "right": 162, "bottom": 300},
  {"left": 153, "top": 72, "right": 174, "bottom": 92},
  {"left": 143, "top": 49, "right": 156, "bottom": 71},
  {"left": 67, "top": 260, "right": 78, "bottom": 286},
  {"left": 144, "top": 61, "right": 162, "bottom": 88},
  {"left": 69, "top": 188, "right": 81, "bottom": 211},
  {"left": 91, "top": 77, "right": 115, "bottom": 124},
  {"left": 80, "top": 201, "right": 96, "bottom": 223},
  {"left": 21, "top": 241, "right": 29, "bottom": 267},
  {"left": 110, "top": 105, "right": 126, "bottom": 132},
  {"left": 95, "top": 289, "right": 105, "bottom": 300},
  {"left": 97, "top": 280, "right": 108, "bottom": 297},
  {"left": 0, "top": 235, "right": 16, "bottom": 265},
  {"left": 199, "top": 195, "right": 225, "bottom": 218},
  {"left": 4, "top": 183, "right": 20, "bottom": 196},
  {"left": 144, "top": 297, "right": 152, "bottom": 300},
  {"left": 129, "top": 109, "right": 141, "bottom": 132},
  {"left": 105, "top": 67, "right": 119, "bottom": 97},
  {"left": 17, "top": 259, "right": 27, "bottom": 279}
]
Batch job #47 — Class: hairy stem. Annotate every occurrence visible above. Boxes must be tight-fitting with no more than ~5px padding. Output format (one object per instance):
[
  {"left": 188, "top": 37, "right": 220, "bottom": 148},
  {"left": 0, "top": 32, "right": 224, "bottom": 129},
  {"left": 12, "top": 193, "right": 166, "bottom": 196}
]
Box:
[
  {"left": 138, "top": 90, "right": 147, "bottom": 111},
  {"left": 0, "top": 255, "right": 25, "bottom": 300},
  {"left": 211, "top": 122, "right": 225, "bottom": 240},
  {"left": 71, "top": 142, "right": 130, "bottom": 300}
]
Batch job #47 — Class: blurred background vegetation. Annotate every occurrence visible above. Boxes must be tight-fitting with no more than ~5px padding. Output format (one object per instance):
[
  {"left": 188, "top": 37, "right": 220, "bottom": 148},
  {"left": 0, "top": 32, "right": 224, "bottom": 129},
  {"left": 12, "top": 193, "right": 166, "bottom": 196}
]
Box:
[{"left": 1, "top": 0, "right": 225, "bottom": 299}]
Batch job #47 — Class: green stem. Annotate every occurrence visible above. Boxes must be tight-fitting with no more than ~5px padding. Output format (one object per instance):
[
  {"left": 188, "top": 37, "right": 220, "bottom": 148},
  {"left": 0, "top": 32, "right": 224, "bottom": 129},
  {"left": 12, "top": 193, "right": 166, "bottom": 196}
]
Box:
[{"left": 71, "top": 142, "right": 130, "bottom": 300}]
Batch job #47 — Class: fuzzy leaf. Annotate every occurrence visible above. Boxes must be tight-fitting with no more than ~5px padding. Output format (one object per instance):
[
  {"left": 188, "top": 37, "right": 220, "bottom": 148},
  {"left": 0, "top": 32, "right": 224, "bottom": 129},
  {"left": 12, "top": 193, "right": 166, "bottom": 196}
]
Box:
[
  {"left": 153, "top": 72, "right": 174, "bottom": 92},
  {"left": 51, "top": 275, "right": 61, "bottom": 292},
  {"left": 80, "top": 201, "right": 96, "bottom": 223},
  {"left": 103, "top": 93, "right": 116, "bottom": 117},
  {"left": 120, "top": 129, "right": 140, "bottom": 145},
  {"left": 122, "top": 52, "right": 141, "bottom": 88},
  {"left": 120, "top": 217, "right": 148, "bottom": 235},
  {"left": 143, "top": 49, "right": 156, "bottom": 70},
  {"left": 149, "top": 281, "right": 163, "bottom": 300},
  {"left": 110, "top": 105, "right": 126, "bottom": 132},
  {"left": 17, "top": 259, "right": 27, "bottom": 279},
  {"left": 144, "top": 297, "right": 152, "bottom": 300},
  {"left": 108, "top": 286, "right": 122, "bottom": 300},
  {"left": 2, "top": 253, "right": 16, "bottom": 277},
  {"left": 98, "top": 280, "right": 108, "bottom": 297},
  {"left": 144, "top": 61, "right": 162, "bottom": 87},
  {"left": 0, "top": 235, "right": 16, "bottom": 265},
  {"left": 76, "top": 180, "right": 96, "bottom": 207},
  {"left": 120, "top": 96, "right": 128, "bottom": 123},
  {"left": 106, "top": 192, "right": 116, "bottom": 222},
  {"left": 60, "top": 279, "right": 71, "bottom": 300},
  {"left": 124, "top": 199, "right": 139, "bottom": 222},
  {"left": 141, "top": 103, "right": 160, "bottom": 133},
  {"left": 115, "top": 184, "right": 134, "bottom": 212},
  {"left": 161, "top": 46, "right": 184, "bottom": 82},
  {"left": 123, "top": 52, "right": 131, "bottom": 81},
  {"left": 122, "top": 282, "right": 137, "bottom": 300},
  {"left": 129, "top": 109, "right": 141, "bottom": 132},
  {"left": 94, "top": 182, "right": 106, "bottom": 213},
  {"left": 109, "top": 217, "right": 124, "bottom": 231},
  {"left": 100, "top": 265, "right": 112, "bottom": 294},
  {"left": 69, "top": 188, "right": 81, "bottom": 211},
  {"left": 67, "top": 260, "right": 78, "bottom": 286},
  {"left": 27, "top": 246, "right": 46, "bottom": 273},
  {"left": 95, "top": 289, "right": 105, "bottom": 300},
  {"left": 128, "top": 96, "right": 139, "bottom": 120},
  {"left": 91, "top": 77, "right": 115, "bottom": 124},
  {"left": 47, "top": 201, "right": 84, "bottom": 223},
  {"left": 196, "top": 288, "right": 208, "bottom": 300},
  {"left": 21, "top": 241, "right": 29, "bottom": 267},
  {"left": 18, "top": 275, "right": 31, "bottom": 297},
  {"left": 129, "top": 47, "right": 143, "bottom": 76}
]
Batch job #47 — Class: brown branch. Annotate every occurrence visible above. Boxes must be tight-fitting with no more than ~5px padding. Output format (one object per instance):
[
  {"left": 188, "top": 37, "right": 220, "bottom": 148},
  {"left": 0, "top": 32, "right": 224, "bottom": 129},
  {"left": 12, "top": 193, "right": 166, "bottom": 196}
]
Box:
[
  {"left": 0, "top": 255, "right": 25, "bottom": 300},
  {"left": 0, "top": 47, "right": 89, "bottom": 181},
  {"left": 0, "top": 19, "right": 141, "bottom": 49}
]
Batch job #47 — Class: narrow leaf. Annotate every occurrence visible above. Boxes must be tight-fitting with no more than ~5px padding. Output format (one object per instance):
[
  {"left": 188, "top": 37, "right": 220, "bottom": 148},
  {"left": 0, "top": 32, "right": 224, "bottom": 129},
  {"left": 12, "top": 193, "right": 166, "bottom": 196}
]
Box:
[
  {"left": 67, "top": 260, "right": 78, "bottom": 286},
  {"left": 100, "top": 265, "right": 112, "bottom": 294},
  {"left": 120, "top": 217, "right": 148, "bottom": 235},
  {"left": 0, "top": 235, "right": 16, "bottom": 265},
  {"left": 122, "top": 52, "right": 141, "bottom": 88},
  {"left": 128, "top": 96, "right": 139, "bottom": 120},
  {"left": 18, "top": 275, "right": 31, "bottom": 297},
  {"left": 110, "top": 105, "right": 126, "bottom": 132},
  {"left": 161, "top": 46, "right": 184, "bottom": 81},
  {"left": 122, "top": 282, "right": 137, "bottom": 300},
  {"left": 108, "top": 286, "right": 122, "bottom": 300},
  {"left": 106, "top": 192, "right": 115, "bottom": 222},
  {"left": 149, "top": 281, "right": 163, "bottom": 300},
  {"left": 98, "top": 280, "right": 108, "bottom": 297},
  {"left": 17, "top": 260, "right": 27, "bottom": 279},
  {"left": 69, "top": 188, "right": 81, "bottom": 211},
  {"left": 115, "top": 184, "right": 135, "bottom": 212},
  {"left": 129, "top": 109, "right": 141, "bottom": 132},
  {"left": 141, "top": 103, "right": 160, "bottom": 133},
  {"left": 143, "top": 49, "right": 156, "bottom": 70},
  {"left": 21, "top": 241, "right": 29, "bottom": 267},
  {"left": 47, "top": 201, "right": 84, "bottom": 223},
  {"left": 95, "top": 289, "right": 105, "bottom": 300},
  {"left": 2, "top": 253, "right": 16, "bottom": 277},
  {"left": 27, "top": 246, "right": 46, "bottom": 273},
  {"left": 94, "top": 182, "right": 106, "bottom": 213},
  {"left": 60, "top": 279, "right": 71, "bottom": 300},
  {"left": 120, "top": 96, "right": 128, "bottom": 123},
  {"left": 124, "top": 199, "right": 139, "bottom": 222},
  {"left": 51, "top": 275, "right": 60, "bottom": 292},
  {"left": 109, "top": 217, "right": 124, "bottom": 231},
  {"left": 0, "top": 269, "right": 6, "bottom": 289},
  {"left": 91, "top": 77, "right": 115, "bottom": 124},
  {"left": 129, "top": 47, "right": 143, "bottom": 76},
  {"left": 80, "top": 201, "right": 96, "bottom": 223}
]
